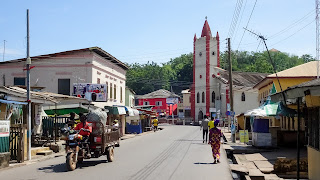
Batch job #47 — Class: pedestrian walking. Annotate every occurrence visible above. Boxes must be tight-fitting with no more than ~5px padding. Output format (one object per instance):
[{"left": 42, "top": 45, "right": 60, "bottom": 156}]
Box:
[
  {"left": 208, "top": 116, "right": 215, "bottom": 130},
  {"left": 200, "top": 115, "right": 209, "bottom": 143},
  {"left": 208, "top": 120, "right": 222, "bottom": 164}
]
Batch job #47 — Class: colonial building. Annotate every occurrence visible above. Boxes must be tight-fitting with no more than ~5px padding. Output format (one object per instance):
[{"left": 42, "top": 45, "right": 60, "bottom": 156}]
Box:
[
  {"left": 0, "top": 47, "right": 128, "bottom": 109},
  {"left": 191, "top": 20, "right": 220, "bottom": 122}
]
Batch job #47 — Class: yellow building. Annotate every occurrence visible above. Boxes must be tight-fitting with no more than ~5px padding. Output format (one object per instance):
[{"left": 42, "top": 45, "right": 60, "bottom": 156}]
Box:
[
  {"left": 271, "top": 79, "right": 320, "bottom": 180},
  {"left": 254, "top": 61, "right": 317, "bottom": 130}
]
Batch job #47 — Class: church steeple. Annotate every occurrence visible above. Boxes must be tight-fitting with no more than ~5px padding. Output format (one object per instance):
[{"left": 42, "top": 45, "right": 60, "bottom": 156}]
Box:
[{"left": 201, "top": 19, "right": 212, "bottom": 38}]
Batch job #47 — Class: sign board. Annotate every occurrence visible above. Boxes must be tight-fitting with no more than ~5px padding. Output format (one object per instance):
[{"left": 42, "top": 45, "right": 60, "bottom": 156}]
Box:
[
  {"left": 166, "top": 98, "right": 179, "bottom": 104},
  {"left": 209, "top": 108, "right": 216, "bottom": 112},
  {"left": 73, "top": 83, "right": 107, "bottom": 102},
  {"left": 227, "top": 103, "right": 231, "bottom": 111},
  {"left": 239, "top": 130, "right": 249, "bottom": 143},
  {"left": 226, "top": 111, "right": 230, "bottom": 116},
  {"left": 0, "top": 120, "right": 10, "bottom": 137}
]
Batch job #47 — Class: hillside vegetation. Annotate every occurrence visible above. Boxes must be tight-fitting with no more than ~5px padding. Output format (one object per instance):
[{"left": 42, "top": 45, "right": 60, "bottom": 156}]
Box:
[{"left": 126, "top": 51, "right": 314, "bottom": 95}]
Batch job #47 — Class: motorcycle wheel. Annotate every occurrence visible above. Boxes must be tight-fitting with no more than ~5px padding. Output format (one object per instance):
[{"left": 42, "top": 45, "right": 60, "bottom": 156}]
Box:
[
  {"left": 106, "top": 147, "right": 114, "bottom": 162},
  {"left": 115, "top": 140, "right": 120, "bottom": 147},
  {"left": 66, "top": 153, "right": 77, "bottom": 171}
]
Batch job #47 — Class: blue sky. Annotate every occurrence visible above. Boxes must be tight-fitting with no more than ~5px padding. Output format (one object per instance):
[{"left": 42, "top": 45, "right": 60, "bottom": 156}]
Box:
[{"left": 0, "top": 0, "right": 316, "bottom": 64}]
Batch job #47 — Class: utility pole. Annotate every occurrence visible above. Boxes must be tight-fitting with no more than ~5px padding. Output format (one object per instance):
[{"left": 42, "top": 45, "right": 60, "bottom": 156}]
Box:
[
  {"left": 227, "top": 38, "right": 235, "bottom": 143},
  {"left": 26, "top": 9, "right": 32, "bottom": 160},
  {"left": 316, "top": 0, "right": 320, "bottom": 79},
  {"left": 3, "top": 40, "right": 6, "bottom": 62}
]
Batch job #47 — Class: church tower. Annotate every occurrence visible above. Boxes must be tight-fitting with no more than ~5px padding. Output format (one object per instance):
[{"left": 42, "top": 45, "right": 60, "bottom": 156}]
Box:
[{"left": 191, "top": 19, "right": 220, "bottom": 122}]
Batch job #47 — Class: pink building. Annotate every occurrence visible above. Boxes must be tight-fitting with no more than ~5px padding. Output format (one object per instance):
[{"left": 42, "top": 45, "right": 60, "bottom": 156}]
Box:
[{"left": 137, "top": 89, "right": 180, "bottom": 117}]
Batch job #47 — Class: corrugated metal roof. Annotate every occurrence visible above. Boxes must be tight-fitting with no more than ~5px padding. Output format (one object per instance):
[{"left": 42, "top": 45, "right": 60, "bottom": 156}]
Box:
[
  {"left": 218, "top": 71, "right": 268, "bottom": 88},
  {"left": 288, "top": 78, "right": 320, "bottom": 89},
  {"left": 137, "top": 89, "right": 180, "bottom": 99},
  {"left": 0, "top": 86, "right": 88, "bottom": 104}
]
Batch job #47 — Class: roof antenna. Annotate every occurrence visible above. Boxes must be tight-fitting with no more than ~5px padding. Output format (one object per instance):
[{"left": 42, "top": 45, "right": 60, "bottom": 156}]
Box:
[{"left": 244, "top": 27, "right": 286, "bottom": 103}]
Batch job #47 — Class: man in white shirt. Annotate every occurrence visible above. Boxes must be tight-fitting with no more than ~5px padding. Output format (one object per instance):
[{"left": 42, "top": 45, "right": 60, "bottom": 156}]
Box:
[{"left": 200, "top": 115, "right": 210, "bottom": 143}]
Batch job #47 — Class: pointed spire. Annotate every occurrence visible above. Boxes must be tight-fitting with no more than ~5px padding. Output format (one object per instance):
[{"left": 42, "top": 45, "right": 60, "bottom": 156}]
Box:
[
  {"left": 194, "top": 34, "right": 197, "bottom": 42},
  {"left": 201, "top": 20, "right": 212, "bottom": 37},
  {"left": 216, "top": 31, "right": 219, "bottom": 39}
]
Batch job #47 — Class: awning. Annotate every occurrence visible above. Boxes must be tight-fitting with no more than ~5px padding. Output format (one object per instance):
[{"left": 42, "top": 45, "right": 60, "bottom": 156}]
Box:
[
  {"left": 0, "top": 99, "right": 28, "bottom": 105},
  {"left": 43, "top": 104, "right": 96, "bottom": 116},
  {"left": 105, "top": 106, "right": 126, "bottom": 115}
]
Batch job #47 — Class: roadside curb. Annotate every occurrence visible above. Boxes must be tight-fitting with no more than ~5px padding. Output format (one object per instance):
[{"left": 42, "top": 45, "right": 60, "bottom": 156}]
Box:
[
  {"left": 0, "top": 151, "right": 66, "bottom": 172},
  {"left": 1, "top": 127, "right": 165, "bottom": 172}
]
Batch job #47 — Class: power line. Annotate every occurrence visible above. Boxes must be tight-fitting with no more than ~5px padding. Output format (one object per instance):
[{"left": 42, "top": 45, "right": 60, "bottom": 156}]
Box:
[
  {"left": 270, "top": 19, "right": 315, "bottom": 47},
  {"left": 236, "top": 0, "right": 258, "bottom": 50},
  {"left": 268, "top": 9, "right": 316, "bottom": 39}
]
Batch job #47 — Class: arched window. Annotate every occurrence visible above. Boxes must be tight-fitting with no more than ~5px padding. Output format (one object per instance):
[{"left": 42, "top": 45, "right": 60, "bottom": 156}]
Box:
[
  {"left": 197, "top": 92, "right": 200, "bottom": 103},
  {"left": 212, "top": 91, "right": 215, "bottom": 103},
  {"left": 202, "top": 92, "right": 205, "bottom": 103},
  {"left": 241, "top": 92, "right": 245, "bottom": 101}
]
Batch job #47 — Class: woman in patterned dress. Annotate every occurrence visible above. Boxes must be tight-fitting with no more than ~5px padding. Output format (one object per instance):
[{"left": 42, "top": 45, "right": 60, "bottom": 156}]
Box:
[{"left": 208, "top": 120, "right": 222, "bottom": 164}]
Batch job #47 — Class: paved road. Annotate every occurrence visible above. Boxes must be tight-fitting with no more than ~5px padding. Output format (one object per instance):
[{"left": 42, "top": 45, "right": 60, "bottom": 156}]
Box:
[{"left": 0, "top": 125, "right": 232, "bottom": 180}]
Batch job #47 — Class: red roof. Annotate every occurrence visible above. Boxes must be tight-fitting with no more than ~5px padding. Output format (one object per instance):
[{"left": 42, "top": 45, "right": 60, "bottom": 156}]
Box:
[{"left": 201, "top": 20, "right": 212, "bottom": 37}]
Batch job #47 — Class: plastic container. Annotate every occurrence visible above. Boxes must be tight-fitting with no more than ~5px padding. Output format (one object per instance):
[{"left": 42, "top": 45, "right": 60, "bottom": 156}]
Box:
[{"left": 253, "top": 119, "right": 269, "bottom": 133}]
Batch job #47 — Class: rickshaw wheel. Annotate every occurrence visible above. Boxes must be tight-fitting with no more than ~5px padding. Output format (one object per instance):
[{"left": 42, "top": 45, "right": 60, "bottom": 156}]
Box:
[
  {"left": 66, "top": 153, "right": 77, "bottom": 171},
  {"left": 106, "top": 147, "right": 114, "bottom": 162}
]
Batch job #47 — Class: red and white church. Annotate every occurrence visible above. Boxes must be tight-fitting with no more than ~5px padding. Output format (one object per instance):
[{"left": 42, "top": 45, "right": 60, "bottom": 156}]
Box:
[
  {"left": 190, "top": 20, "right": 267, "bottom": 123},
  {"left": 190, "top": 19, "right": 223, "bottom": 122}
]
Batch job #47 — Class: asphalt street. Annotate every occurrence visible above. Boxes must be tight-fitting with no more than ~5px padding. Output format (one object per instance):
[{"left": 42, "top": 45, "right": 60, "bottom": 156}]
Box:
[{"left": 0, "top": 125, "right": 233, "bottom": 180}]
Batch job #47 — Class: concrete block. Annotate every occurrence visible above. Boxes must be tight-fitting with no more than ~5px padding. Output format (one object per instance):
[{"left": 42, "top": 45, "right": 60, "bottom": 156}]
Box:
[
  {"left": 0, "top": 152, "right": 10, "bottom": 169},
  {"left": 252, "top": 133, "right": 272, "bottom": 147},
  {"left": 36, "top": 150, "right": 53, "bottom": 156}
]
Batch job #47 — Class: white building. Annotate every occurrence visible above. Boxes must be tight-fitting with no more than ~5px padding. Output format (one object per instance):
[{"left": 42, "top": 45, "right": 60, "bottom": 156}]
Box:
[
  {"left": 0, "top": 47, "right": 128, "bottom": 108},
  {"left": 213, "top": 69, "right": 268, "bottom": 117}
]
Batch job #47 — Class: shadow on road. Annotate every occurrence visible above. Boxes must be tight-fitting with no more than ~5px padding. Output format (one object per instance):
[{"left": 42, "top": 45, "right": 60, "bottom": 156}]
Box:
[
  {"left": 38, "top": 160, "right": 108, "bottom": 173},
  {"left": 78, "top": 160, "right": 108, "bottom": 169},
  {"left": 177, "top": 139, "right": 202, "bottom": 142},
  {"left": 38, "top": 163, "right": 67, "bottom": 173},
  {"left": 194, "top": 162, "right": 215, "bottom": 165}
]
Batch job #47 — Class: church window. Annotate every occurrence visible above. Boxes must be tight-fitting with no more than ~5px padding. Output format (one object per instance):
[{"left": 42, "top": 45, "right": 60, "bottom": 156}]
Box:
[
  {"left": 197, "top": 92, "right": 200, "bottom": 103},
  {"left": 202, "top": 92, "right": 205, "bottom": 103},
  {"left": 199, "top": 52, "right": 202, "bottom": 56},
  {"left": 212, "top": 51, "right": 215, "bottom": 55},
  {"left": 212, "top": 91, "right": 215, "bottom": 103},
  {"left": 241, "top": 92, "right": 245, "bottom": 101}
]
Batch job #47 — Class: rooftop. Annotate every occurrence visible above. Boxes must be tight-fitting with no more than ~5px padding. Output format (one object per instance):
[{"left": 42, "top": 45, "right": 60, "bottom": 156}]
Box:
[
  {"left": 137, "top": 89, "right": 180, "bottom": 99},
  {"left": 0, "top": 46, "right": 129, "bottom": 70},
  {"left": 218, "top": 71, "right": 269, "bottom": 88},
  {"left": 268, "top": 61, "right": 317, "bottom": 78}
]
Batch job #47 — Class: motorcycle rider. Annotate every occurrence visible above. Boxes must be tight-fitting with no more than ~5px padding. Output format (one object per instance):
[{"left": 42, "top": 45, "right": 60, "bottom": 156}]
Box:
[
  {"left": 74, "top": 114, "right": 92, "bottom": 136},
  {"left": 73, "top": 114, "right": 92, "bottom": 158}
]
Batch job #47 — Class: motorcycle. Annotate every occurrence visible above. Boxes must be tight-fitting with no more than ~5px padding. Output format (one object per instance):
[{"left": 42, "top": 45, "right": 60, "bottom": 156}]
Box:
[
  {"left": 62, "top": 120, "right": 120, "bottom": 171},
  {"left": 63, "top": 128, "right": 90, "bottom": 171}
]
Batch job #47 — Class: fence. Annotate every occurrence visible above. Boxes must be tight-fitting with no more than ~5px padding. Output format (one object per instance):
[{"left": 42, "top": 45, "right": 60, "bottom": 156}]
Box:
[
  {"left": 9, "top": 124, "right": 24, "bottom": 162},
  {"left": 42, "top": 116, "right": 69, "bottom": 140}
]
